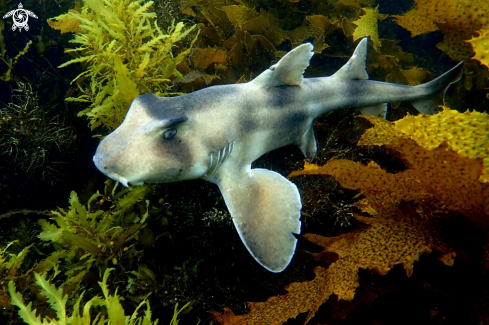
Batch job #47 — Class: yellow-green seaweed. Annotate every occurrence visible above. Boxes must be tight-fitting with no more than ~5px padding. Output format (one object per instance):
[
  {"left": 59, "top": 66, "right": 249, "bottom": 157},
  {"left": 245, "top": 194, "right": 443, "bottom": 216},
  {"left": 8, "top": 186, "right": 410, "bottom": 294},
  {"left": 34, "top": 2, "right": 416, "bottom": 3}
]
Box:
[
  {"left": 50, "top": 0, "right": 197, "bottom": 130},
  {"left": 37, "top": 182, "right": 152, "bottom": 274},
  {"left": 8, "top": 268, "right": 189, "bottom": 324}
]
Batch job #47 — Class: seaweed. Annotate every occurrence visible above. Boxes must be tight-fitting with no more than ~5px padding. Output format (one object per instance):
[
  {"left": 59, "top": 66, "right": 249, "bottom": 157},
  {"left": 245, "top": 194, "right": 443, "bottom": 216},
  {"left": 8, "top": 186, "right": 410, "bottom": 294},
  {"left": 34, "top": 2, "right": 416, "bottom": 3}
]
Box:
[
  {"left": 8, "top": 267, "right": 190, "bottom": 324},
  {"left": 3, "top": 0, "right": 489, "bottom": 324},
  {"left": 468, "top": 29, "right": 489, "bottom": 72},
  {"left": 352, "top": 6, "right": 388, "bottom": 50},
  {"left": 0, "top": 241, "right": 32, "bottom": 310},
  {"left": 37, "top": 181, "right": 152, "bottom": 279},
  {"left": 0, "top": 82, "right": 75, "bottom": 183},
  {"left": 211, "top": 109, "right": 489, "bottom": 324},
  {"left": 48, "top": 0, "right": 198, "bottom": 130},
  {"left": 1, "top": 180, "right": 160, "bottom": 323},
  {"left": 0, "top": 40, "right": 32, "bottom": 82},
  {"left": 392, "top": 0, "right": 489, "bottom": 90}
]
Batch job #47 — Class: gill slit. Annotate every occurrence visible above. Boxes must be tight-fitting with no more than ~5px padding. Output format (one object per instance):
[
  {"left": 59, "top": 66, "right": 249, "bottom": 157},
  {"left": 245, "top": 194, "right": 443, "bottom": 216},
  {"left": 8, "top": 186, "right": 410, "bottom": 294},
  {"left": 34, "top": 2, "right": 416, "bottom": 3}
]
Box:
[{"left": 203, "top": 141, "right": 235, "bottom": 180}]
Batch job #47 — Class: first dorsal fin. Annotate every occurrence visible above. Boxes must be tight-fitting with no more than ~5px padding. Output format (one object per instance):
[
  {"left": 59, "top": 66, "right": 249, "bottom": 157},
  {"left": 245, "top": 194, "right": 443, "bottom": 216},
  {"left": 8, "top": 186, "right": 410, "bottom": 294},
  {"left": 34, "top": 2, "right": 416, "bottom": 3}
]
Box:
[
  {"left": 332, "top": 38, "right": 369, "bottom": 80},
  {"left": 251, "top": 43, "right": 314, "bottom": 88}
]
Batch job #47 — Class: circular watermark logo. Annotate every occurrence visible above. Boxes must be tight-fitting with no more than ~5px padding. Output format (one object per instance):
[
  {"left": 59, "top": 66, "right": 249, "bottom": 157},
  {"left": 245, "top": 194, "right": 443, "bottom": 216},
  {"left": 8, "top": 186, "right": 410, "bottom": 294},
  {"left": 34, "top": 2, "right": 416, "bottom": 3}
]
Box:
[{"left": 3, "top": 3, "right": 38, "bottom": 31}]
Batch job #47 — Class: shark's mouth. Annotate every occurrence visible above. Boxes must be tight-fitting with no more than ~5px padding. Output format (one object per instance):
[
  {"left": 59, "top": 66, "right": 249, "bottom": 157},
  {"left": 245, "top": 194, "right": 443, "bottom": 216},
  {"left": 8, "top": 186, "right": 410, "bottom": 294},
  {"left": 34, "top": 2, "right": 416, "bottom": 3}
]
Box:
[
  {"left": 106, "top": 172, "right": 143, "bottom": 187},
  {"left": 113, "top": 177, "right": 144, "bottom": 187},
  {"left": 203, "top": 141, "right": 235, "bottom": 180},
  {"left": 106, "top": 173, "right": 129, "bottom": 187},
  {"left": 106, "top": 172, "right": 130, "bottom": 187}
]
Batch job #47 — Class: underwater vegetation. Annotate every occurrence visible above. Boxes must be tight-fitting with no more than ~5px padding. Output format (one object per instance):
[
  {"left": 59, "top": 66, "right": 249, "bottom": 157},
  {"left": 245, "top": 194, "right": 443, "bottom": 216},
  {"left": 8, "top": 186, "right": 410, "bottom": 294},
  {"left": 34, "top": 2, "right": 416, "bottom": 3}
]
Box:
[
  {"left": 225, "top": 108, "right": 489, "bottom": 324},
  {"left": 392, "top": 0, "right": 489, "bottom": 90},
  {"left": 0, "top": 240, "right": 33, "bottom": 310},
  {"left": 1, "top": 179, "right": 192, "bottom": 324},
  {"left": 0, "top": 82, "right": 75, "bottom": 183},
  {"left": 37, "top": 182, "right": 153, "bottom": 273},
  {"left": 8, "top": 267, "right": 190, "bottom": 325},
  {"left": 1, "top": 0, "right": 489, "bottom": 323},
  {"left": 0, "top": 40, "right": 32, "bottom": 82},
  {"left": 0, "top": 0, "right": 97, "bottom": 213},
  {"left": 48, "top": 0, "right": 198, "bottom": 130}
]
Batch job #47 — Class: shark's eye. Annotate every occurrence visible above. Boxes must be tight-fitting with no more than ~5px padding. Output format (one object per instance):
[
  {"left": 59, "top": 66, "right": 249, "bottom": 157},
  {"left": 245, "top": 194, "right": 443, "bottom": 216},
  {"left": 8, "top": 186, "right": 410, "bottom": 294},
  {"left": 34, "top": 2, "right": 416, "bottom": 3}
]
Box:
[{"left": 163, "top": 128, "right": 177, "bottom": 139}]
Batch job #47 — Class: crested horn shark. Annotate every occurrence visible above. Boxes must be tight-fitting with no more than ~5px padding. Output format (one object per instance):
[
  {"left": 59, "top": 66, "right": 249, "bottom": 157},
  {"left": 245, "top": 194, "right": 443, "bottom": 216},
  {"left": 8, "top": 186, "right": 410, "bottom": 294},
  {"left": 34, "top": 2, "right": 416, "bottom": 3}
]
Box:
[{"left": 93, "top": 38, "right": 463, "bottom": 272}]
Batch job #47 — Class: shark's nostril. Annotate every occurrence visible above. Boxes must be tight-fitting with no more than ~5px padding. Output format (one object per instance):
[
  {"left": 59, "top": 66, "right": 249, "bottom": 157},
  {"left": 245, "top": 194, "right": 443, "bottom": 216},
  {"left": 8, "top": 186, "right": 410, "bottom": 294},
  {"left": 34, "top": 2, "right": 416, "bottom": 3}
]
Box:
[{"left": 93, "top": 156, "right": 111, "bottom": 174}]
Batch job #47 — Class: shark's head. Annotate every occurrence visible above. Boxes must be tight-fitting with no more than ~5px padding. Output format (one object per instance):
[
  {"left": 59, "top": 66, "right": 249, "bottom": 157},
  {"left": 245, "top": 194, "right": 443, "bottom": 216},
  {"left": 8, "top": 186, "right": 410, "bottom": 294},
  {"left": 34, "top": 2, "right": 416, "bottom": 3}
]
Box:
[{"left": 93, "top": 93, "right": 207, "bottom": 187}]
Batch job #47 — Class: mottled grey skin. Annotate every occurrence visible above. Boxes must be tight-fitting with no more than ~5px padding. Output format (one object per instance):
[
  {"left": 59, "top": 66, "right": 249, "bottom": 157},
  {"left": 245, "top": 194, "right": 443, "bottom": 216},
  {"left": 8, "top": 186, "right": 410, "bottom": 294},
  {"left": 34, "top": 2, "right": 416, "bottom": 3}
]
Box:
[{"left": 93, "top": 38, "right": 463, "bottom": 272}]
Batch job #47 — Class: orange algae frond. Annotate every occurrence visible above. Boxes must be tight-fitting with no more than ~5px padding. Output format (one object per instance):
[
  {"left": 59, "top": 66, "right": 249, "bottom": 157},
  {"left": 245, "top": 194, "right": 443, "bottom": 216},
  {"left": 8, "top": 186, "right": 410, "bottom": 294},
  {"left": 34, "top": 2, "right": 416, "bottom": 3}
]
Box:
[
  {"left": 209, "top": 307, "right": 246, "bottom": 325},
  {"left": 389, "top": 108, "right": 489, "bottom": 183},
  {"left": 392, "top": 0, "right": 489, "bottom": 61},
  {"left": 359, "top": 115, "right": 489, "bottom": 225},
  {"left": 240, "top": 9, "right": 326, "bottom": 48},
  {"left": 290, "top": 159, "right": 429, "bottom": 217},
  {"left": 306, "top": 15, "right": 341, "bottom": 52},
  {"left": 305, "top": 208, "right": 453, "bottom": 296},
  {"left": 241, "top": 10, "right": 288, "bottom": 47},
  {"left": 220, "top": 5, "right": 259, "bottom": 27},
  {"left": 47, "top": 10, "right": 81, "bottom": 34},
  {"left": 392, "top": 10, "right": 438, "bottom": 37},
  {"left": 352, "top": 6, "right": 387, "bottom": 50},
  {"left": 359, "top": 116, "right": 489, "bottom": 268},
  {"left": 221, "top": 112, "right": 489, "bottom": 324},
  {"left": 288, "top": 158, "right": 455, "bottom": 301},
  {"left": 401, "top": 66, "right": 432, "bottom": 85},
  {"left": 190, "top": 48, "right": 228, "bottom": 71},
  {"left": 355, "top": 114, "right": 409, "bottom": 147},
  {"left": 468, "top": 29, "right": 489, "bottom": 70}
]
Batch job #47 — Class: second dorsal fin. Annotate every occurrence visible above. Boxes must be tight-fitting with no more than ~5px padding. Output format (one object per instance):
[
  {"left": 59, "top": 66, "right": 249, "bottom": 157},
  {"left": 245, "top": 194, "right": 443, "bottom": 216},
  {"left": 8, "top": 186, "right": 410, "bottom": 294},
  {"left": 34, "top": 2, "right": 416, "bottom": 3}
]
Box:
[
  {"left": 332, "top": 38, "right": 369, "bottom": 80},
  {"left": 251, "top": 43, "right": 314, "bottom": 88}
]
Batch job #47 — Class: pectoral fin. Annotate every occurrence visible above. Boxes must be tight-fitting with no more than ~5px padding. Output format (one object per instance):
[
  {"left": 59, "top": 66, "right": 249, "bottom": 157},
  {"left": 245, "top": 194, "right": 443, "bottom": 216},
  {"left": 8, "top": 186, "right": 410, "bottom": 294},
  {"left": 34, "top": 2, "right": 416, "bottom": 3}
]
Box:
[{"left": 216, "top": 167, "right": 302, "bottom": 272}]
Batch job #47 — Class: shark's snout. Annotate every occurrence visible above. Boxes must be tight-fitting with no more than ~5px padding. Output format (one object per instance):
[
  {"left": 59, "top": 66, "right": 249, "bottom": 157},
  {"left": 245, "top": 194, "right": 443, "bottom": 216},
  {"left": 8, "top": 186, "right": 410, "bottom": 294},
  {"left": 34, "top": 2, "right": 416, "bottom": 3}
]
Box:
[
  {"left": 93, "top": 152, "right": 144, "bottom": 187},
  {"left": 93, "top": 151, "right": 112, "bottom": 176},
  {"left": 93, "top": 154, "right": 130, "bottom": 187}
]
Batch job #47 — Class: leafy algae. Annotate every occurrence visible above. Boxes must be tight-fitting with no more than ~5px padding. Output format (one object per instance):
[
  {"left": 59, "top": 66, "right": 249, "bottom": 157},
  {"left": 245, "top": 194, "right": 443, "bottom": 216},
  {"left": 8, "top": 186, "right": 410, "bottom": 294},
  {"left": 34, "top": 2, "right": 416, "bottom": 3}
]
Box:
[
  {"left": 37, "top": 181, "right": 152, "bottom": 277},
  {"left": 9, "top": 268, "right": 189, "bottom": 324},
  {"left": 49, "top": 0, "right": 197, "bottom": 130}
]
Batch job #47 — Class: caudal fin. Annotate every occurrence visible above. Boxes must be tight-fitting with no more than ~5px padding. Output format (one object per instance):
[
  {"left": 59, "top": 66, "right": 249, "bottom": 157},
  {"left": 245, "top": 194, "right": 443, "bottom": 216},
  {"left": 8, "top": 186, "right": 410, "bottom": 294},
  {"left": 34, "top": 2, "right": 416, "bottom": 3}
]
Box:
[{"left": 411, "top": 62, "right": 464, "bottom": 114}]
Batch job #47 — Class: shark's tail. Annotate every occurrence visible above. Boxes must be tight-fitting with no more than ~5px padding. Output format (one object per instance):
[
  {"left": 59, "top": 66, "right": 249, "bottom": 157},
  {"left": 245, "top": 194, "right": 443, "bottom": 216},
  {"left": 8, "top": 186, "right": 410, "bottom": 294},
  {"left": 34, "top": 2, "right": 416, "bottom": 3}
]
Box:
[
  {"left": 410, "top": 62, "right": 464, "bottom": 114},
  {"left": 333, "top": 38, "right": 463, "bottom": 117}
]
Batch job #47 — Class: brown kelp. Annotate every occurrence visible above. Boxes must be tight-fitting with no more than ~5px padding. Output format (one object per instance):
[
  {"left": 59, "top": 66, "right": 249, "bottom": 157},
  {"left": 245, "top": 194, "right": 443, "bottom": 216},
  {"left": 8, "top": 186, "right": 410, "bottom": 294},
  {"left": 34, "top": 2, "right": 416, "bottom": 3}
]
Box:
[{"left": 210, "top": 109, "right": 489, "bottom": 324}]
